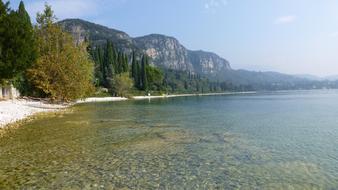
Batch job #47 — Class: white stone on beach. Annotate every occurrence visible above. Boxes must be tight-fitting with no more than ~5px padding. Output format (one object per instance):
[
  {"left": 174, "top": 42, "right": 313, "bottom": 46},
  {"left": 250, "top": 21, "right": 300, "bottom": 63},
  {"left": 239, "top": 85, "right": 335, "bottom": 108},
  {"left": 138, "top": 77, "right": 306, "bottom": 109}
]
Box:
[{"left": 0, "top": 99, "right": 67, "bottom": 128}]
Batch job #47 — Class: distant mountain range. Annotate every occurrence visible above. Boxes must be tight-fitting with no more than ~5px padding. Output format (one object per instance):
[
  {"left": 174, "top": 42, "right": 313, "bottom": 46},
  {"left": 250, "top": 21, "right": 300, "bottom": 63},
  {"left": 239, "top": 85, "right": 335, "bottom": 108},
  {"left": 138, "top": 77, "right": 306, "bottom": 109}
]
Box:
[
  {"left": 59, "top": 19, "right": 231, "bottom": 75},
  {"left": 295, "top": 74, "right": 338, "bottom": 81},
  {"left": 59, "top": 19, "right": 338, "bottom": 90}
]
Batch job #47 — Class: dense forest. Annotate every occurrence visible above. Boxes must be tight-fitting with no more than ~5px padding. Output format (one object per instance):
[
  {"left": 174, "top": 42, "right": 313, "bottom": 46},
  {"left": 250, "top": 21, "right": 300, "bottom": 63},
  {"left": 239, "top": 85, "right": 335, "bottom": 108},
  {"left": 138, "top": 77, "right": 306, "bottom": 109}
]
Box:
[
  {"left": 2, "top": 1, "right": 338, "bottom": 102},
  {"left": 0, "top": 1, "right": 94, "bottom": 101},
  {"left": 89, "top": 41, "right": 242, "bottom": 96},
  {"left": 0, "top": 1, "right": 245, "bottom": 102}
]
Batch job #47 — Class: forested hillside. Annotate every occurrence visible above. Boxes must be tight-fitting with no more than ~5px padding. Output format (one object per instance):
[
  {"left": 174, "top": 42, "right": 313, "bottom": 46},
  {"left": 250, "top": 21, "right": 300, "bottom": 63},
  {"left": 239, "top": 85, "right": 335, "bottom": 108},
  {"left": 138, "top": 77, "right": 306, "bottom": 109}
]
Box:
[{"left": 2, "top": 1, "right": 338, "bottom": 103}]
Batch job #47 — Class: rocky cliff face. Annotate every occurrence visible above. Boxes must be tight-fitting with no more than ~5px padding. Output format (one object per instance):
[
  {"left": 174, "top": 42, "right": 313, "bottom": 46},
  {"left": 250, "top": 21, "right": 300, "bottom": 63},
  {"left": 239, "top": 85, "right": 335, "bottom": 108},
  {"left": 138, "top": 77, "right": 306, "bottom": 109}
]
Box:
[
  {"left": 134, "top": 34, "right": 231, "bottom": 74},
  {"left": 134, "top": 34, "right": 193, "bottom": 71},
  {"left": 59, "top": 19, "right": 231, "bottom": 75},
  {"left": 59, "top": 19, "right": 135, "bottom": 53},
  {"left": 188, "top": 50, "right": 231, "bottom": 74}
]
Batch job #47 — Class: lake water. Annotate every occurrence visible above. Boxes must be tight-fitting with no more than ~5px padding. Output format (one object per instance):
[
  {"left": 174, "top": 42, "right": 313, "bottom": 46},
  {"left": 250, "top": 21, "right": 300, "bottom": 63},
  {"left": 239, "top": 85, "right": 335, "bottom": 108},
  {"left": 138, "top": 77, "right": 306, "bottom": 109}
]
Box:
[{"left": 1, "top": 90, "right": 338, "bottom": 189}]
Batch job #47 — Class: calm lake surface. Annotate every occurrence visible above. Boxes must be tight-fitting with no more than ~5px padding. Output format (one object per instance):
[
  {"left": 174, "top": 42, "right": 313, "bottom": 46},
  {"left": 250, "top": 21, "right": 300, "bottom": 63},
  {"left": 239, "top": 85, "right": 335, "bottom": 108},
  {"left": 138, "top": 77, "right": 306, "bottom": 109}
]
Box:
[{"left": 1, "top": 90, "right": 338, "bottom": 189}]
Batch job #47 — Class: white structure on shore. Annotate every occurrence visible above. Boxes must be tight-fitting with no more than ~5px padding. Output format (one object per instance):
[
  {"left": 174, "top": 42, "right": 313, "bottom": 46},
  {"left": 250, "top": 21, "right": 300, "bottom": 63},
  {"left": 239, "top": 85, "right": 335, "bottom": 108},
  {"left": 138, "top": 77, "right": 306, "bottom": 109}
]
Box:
[{"left": 0, "top": 84, "right": 20, "bottom": 100}]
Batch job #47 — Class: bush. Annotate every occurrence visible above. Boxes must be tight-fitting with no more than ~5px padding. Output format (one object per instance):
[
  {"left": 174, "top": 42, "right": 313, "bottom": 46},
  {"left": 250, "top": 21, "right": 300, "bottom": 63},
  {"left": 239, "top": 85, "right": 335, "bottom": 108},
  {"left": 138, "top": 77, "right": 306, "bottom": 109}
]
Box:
[{"left": 112, "top": 72, "right": 133, "bottom": 97}]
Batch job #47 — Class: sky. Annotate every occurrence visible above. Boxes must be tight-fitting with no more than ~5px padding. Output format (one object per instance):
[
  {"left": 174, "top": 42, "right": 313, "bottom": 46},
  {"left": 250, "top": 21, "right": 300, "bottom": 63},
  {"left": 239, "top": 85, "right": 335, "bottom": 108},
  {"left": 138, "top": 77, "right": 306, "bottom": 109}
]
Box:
[{"left": 8, "top": 0, "right": 338, "bottom": 77}]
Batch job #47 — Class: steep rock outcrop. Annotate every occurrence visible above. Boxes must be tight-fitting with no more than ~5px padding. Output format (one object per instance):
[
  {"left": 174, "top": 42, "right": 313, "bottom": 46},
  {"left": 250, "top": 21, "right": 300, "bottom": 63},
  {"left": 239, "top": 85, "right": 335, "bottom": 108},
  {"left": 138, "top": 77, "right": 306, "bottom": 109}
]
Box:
[
  {"left": 188, "top": 50, "right": 231, "bottom": 74},
  {"left": 59, "top": 19, "right": 232, "bottom": 75},
  {"left": 134, "top": 34, "right": 193, "bottom": 71}
]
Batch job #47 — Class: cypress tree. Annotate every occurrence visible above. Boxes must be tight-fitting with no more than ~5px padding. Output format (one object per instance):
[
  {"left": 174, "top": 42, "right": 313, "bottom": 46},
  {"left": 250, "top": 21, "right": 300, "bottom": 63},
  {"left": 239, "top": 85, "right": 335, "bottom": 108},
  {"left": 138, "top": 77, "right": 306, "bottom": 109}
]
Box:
[
  {"left": 136, "top": 60, "right": 141, "bottom": 89},
  {"left": 0, "top": 0, "right": 8, "bottom": 80},
  {"left": 117, "top": 52, "right": 124, "bottom": 74},
  {"left": 123, "top": 54, "right": 129, "bottom": 72},
  {"left": 115, "top": 52, "right": 120, "bottom": 74},
  {"left": 112, "top": 43, "right": 117, "bottom": 63},
  {"left": 0, "top": 1, "right": 37, "bottom": 81},
  {"left": 103, "top": 41, "right": 115, "bottom": 88},
  {"left": 98, "top": 46, "right": 104, "bottom": 74},
  {"left": 131, "top": 51, "right": 138, "bottom": 86},
  {"left": 140, "top": 55, "right": 148, "bottom": 91},
  {"left": 92, "top": 47, "right": 103, "bottom": 86},
  {"left": 18, "top": 1, "right": 30, "bottom": 24}
]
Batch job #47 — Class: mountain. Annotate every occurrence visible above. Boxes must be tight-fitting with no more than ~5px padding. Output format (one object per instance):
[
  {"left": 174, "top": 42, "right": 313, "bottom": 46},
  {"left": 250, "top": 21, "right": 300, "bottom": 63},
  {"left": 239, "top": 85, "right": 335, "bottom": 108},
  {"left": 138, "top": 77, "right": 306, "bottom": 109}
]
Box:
[
  {"left": 59, "top": 19, "right": 231, "bottom": 75},
  {"left": 59, "top": 19, "right": 135, "bottom": 53},
  {"left": 188, "top": 50, "right": 231, "bottom": 74},
  {"left": 133, "top": 34, "right": 193, "bottom": 71},
  {"left": 324, "top": 75, "right": 338, "bottom": 81},
  {"left": 134, "top": 34, "right": 231, "bottom": 74},
  {"left": 59, "top": 19, "right": 337, "bottom": 90},
  {"left": 295, "top": 74, "right": 338, "bottom": 81},
  {"left": 295, "top": 74, "right": 324, "bottom": 81}
]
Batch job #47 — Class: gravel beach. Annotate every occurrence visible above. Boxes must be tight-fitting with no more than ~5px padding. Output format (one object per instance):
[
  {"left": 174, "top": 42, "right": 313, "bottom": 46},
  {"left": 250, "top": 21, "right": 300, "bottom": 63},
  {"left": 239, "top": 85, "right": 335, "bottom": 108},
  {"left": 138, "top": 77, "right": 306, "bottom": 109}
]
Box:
[{"left": 0, "top": 99, "right": 68, "bottom": 128}]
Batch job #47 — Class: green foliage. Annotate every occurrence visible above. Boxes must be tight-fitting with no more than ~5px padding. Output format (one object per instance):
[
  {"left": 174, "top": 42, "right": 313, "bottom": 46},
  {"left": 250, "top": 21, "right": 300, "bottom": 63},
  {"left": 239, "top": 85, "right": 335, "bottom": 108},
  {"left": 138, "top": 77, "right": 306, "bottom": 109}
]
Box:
[
  {"left": 146, "top": 65, "right": 164, "bottom": 91},
  {"left": 140, "top": 55, "right": 148, "bottom": 90},
  {"left": 18, "top": 1, "right": 30, "bottom": 24},
  {"left": 27, "top": 4, "right": 94, "bottom": 102},
  {"left": 89, "top": 42, "right": 231, "bottom": 95},
  {"left": 91, "top": 46, "right": 104, "bottom": 86},
  {"left": 0, "top": 0, "right": 37, "bottom": 81},
  {"left": 131, "top": 51, "right": 139, "bottom": 87},
  {"left": 112, "top": 72, "right": 134, "bottom": 97},
  {"left": 36, "top": 3, "right": 56, "bottom": 27},
  {"left": 86, "top": 32, "right": 242, "bottom": 95},
  {"left": 103, "top": 40, "right": 115, "bottom": 88},
  {"left": 90, "top": 40, "right": 129, "bottom": 91},
  {"left": 162, "top": 69, "right": 237, "bottom": 93}
]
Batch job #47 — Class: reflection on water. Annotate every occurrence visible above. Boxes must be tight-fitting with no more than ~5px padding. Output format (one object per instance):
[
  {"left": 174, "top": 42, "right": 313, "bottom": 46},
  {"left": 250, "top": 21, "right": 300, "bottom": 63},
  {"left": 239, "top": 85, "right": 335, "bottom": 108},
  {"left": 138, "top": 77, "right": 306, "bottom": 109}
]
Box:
[{"left": 1, "top": 91, "right": 338, "bottom": 189}]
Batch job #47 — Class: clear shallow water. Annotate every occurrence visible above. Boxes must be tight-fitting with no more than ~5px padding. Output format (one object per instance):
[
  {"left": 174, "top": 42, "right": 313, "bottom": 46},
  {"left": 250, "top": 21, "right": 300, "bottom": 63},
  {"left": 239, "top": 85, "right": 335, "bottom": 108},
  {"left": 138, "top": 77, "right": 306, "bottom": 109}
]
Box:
[{"left": 1, "top": 90, "right": 338, "bottom": 189}]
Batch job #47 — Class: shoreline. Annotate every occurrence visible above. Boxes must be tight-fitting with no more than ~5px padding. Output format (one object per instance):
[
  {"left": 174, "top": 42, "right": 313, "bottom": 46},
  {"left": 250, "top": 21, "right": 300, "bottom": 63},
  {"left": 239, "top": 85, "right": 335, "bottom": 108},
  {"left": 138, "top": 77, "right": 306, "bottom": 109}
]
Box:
[
  {"left": 0, "top": 99, "right": 69, "bottom": 129},
  {"left": 77, "top": 91, "right": 256, "bottom": 103},
  {"left": 0, "top": 91, "right": 255, "bottom": 129}
]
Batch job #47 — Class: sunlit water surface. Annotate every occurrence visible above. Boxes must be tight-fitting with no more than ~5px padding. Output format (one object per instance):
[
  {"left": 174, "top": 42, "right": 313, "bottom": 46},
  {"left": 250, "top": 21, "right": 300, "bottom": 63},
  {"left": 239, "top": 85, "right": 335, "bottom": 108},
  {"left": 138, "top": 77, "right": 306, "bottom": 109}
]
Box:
[{"left": 1, "top": 90, "right": 338, "bottom": 189}]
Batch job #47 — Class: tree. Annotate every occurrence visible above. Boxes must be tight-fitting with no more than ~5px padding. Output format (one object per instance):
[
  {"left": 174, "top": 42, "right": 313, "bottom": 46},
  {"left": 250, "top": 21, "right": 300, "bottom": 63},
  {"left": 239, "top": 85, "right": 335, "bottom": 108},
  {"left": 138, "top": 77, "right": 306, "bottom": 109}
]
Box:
[
  {"left": 136, "top": 60, "right": 141, "bottom": 88},
  {"left": 91, "top": 46, "right": 103, "bottom": 86},
  {"left": 122, "top": 54, "right": 129, "bottom": 73},
  {"left": 131, "top": 51, "right": 137, "bottom": 79},
  {"left": 0, "top": 1, "right": 37, "bottom": 81},
  {"left": 103, "top": 40, "right": 115, "bottom": 88},
  {"left": 116, "top": 52, "right": 121, "bottom": 74},
  {"left": 112, "top": 72, "right": 133, "bottom": 97},
  {"left": 18, "top": 1, "right": 30, "bottom": 23},
  {"left": 146, "top": 65, "right": 163, "bottom": 91},
  {"left": 140, "top": 55, "right": 148, "bottom": 90},
  {"left": 27, "top": 4, "right": 94, "bottom": 101},
  {"left": 0, "top": 0, "right": 8, "bottom": 14},
  {"left": 36, "top": 3, "right": 56, "bottom": 27},
  {"left": 96, "top": 46, "right": 105, "bottom": 86}
]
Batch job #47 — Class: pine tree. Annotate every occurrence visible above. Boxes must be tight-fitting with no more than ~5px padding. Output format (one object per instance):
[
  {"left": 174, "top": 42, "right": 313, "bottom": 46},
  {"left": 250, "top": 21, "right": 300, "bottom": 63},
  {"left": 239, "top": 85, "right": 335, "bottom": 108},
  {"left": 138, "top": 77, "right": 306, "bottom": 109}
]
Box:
[{"left": 0, "top": 1, "right": 37, "bottom": 81}]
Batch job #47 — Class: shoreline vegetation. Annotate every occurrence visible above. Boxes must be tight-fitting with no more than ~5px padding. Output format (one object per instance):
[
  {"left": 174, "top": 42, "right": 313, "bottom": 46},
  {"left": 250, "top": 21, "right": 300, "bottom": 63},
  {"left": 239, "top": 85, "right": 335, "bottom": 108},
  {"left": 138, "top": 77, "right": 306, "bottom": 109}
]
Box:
[
  {"left": 1, "top": 2, "right": 253, "bottom": 104},
  {"left": 0, "top": 91, "right": 255, "bottom": 129},
  {"left": 0, "top": 3, "right": 256, "bottom": 132}
]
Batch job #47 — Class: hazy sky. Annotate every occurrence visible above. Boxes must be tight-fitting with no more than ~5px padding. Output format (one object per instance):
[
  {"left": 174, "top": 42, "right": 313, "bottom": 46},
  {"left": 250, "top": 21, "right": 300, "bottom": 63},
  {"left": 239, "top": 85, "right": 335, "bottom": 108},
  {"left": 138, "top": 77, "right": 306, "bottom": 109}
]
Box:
[{"left": 8, "top": 0, "right": 338, "bottom": 77}]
